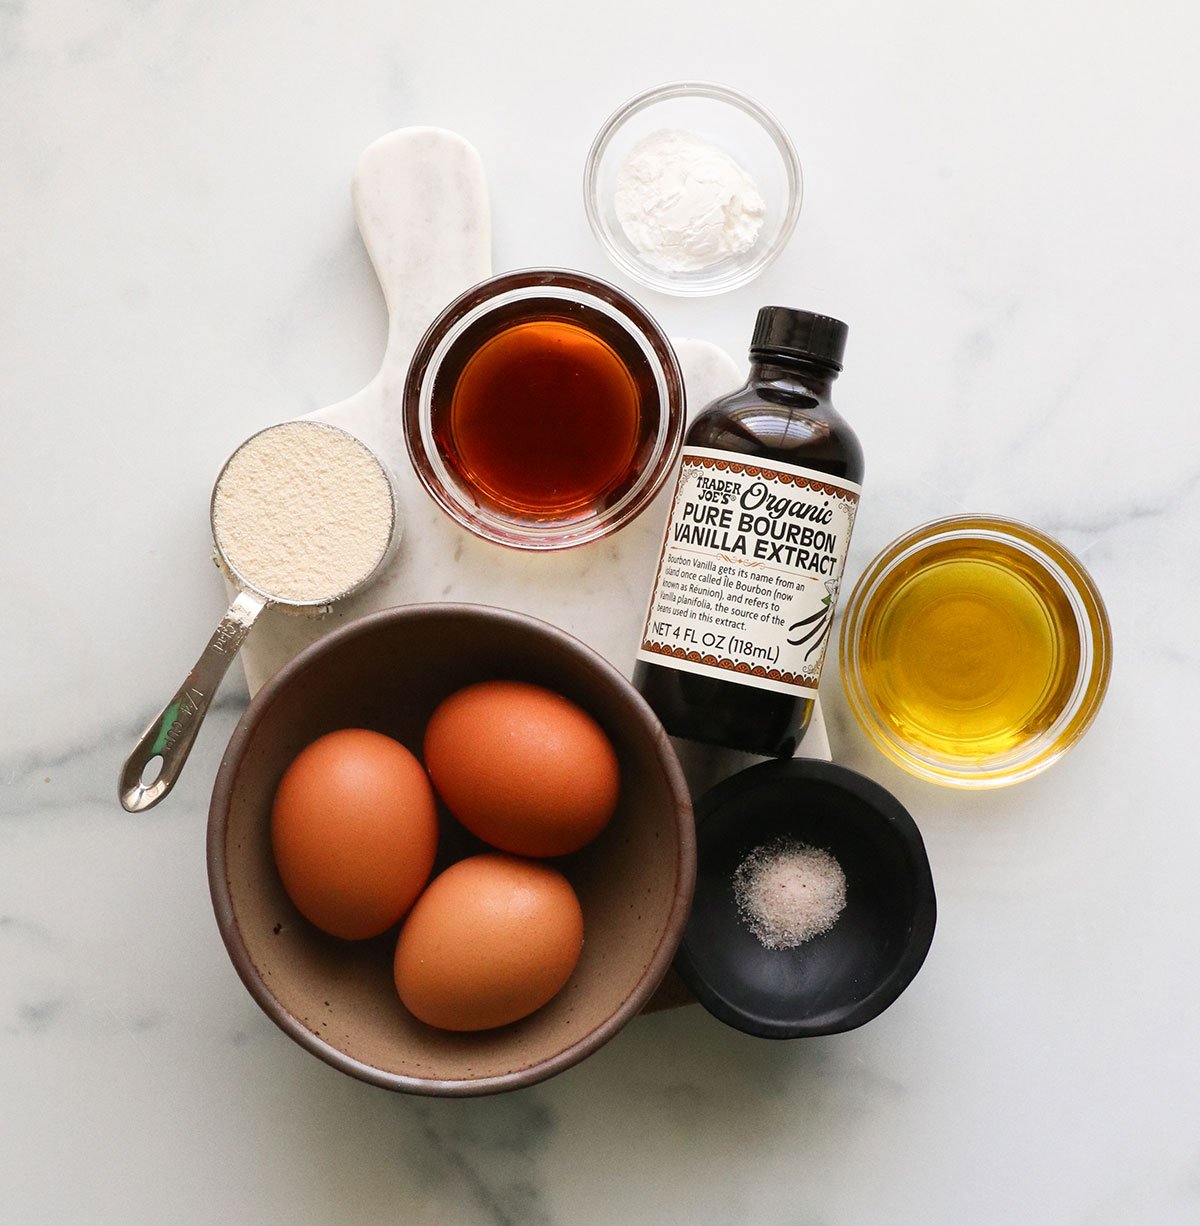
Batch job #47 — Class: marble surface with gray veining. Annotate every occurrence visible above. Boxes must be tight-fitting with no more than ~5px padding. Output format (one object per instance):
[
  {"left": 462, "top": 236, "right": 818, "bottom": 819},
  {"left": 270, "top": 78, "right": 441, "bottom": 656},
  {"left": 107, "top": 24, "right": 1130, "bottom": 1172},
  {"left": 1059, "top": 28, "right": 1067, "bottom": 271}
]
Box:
[{"left": 2, "top": 2, "right": 1198, "bottom": 1223}]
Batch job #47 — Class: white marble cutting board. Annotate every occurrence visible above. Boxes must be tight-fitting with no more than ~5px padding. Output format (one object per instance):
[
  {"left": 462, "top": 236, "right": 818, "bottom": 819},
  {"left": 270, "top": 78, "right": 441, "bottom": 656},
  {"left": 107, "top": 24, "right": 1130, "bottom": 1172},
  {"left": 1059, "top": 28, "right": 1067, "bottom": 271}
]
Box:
[{"left": 232, "top": 126, "right": 830, "bottom": 761}]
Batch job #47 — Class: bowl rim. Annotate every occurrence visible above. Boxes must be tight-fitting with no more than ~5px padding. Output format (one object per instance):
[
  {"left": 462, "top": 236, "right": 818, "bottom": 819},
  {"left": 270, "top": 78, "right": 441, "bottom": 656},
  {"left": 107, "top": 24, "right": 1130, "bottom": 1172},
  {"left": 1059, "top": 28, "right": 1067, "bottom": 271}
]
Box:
[
  {"left": 838, "top": 514, "right": 1114, "bottom": 788},
  {"left": 583, "top": 79, "right": 804, "bottom": 297},
  {"left": 673, "top": 758, "right": 937, "bottom": 1039},
  {"left": 207, "top": 601, "right": 696, "bottom": 1096}
]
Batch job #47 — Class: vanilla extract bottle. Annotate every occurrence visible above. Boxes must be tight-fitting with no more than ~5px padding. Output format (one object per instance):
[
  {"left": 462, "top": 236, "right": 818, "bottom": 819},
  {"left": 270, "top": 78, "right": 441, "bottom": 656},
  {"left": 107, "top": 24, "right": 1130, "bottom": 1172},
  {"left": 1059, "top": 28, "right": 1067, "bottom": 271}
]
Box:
[{"left": 634, "top": 308, "right": 864, "bottom": 757}]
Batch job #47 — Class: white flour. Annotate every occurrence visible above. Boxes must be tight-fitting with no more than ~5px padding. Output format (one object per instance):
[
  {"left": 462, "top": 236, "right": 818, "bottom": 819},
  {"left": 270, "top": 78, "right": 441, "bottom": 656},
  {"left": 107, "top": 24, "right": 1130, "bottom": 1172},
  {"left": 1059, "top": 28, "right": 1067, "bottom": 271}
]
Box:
[
  {"left": 211, "top": 420, "right": 394, "bottom": 603},
  {"left": 615, "top": 129, "right": 765, "bottom": 272}
]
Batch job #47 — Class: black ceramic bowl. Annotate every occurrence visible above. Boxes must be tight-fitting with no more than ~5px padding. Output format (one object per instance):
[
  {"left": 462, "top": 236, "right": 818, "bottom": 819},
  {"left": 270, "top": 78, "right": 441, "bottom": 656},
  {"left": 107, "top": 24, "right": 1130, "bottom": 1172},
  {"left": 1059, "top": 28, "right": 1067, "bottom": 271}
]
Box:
[{"left": 674, "top": 759, "right": 936, "bottom": 1038}]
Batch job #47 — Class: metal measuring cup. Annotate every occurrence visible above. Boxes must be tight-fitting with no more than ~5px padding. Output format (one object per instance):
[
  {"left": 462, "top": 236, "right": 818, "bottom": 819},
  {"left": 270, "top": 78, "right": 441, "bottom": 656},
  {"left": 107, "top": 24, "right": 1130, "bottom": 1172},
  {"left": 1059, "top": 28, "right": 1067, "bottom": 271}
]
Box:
[{"left": 119, "top": 421, "right": 399, "bottom": 813}]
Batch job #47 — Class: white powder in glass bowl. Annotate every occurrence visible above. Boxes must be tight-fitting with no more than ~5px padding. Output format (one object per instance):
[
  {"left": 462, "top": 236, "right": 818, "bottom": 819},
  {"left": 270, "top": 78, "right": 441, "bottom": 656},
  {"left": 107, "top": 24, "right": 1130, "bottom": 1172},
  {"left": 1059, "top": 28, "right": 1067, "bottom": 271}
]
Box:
[
  {"left": 211, "top": 420, "right": 395, "bottom": 604},
  {"left": 614, "top": 129, "right": 765, "bottom": 273}
]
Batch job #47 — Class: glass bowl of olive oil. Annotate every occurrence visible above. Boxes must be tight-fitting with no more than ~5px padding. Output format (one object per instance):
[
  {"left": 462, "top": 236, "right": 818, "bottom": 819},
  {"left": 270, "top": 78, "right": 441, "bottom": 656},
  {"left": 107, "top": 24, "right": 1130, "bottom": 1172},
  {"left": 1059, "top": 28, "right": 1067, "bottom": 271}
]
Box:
[{"left": 839, "top": 516, "right": 1112, "bottom": 788}]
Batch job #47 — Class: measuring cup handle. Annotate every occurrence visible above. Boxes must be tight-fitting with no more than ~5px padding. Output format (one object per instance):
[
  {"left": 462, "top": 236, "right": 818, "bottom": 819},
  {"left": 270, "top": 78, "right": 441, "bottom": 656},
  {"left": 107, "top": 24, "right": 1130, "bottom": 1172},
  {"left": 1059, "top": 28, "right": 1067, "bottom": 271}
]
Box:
[{"left": 118, "top": 589, "right": 268, "bottom": 813}]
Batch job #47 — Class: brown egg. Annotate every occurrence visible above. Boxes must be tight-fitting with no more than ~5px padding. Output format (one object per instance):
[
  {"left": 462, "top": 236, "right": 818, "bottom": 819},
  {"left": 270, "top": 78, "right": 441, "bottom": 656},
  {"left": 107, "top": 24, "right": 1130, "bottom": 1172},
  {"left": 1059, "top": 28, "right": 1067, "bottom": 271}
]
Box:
[
  {"left": 394, "top": 854, "right": 584, "bottom": 1031},
  {"left": 424, "top": 680, "right": 620, "bottom": 857},
  {"left": 271, "top": 729, "right": 438, "bottom": 940}
]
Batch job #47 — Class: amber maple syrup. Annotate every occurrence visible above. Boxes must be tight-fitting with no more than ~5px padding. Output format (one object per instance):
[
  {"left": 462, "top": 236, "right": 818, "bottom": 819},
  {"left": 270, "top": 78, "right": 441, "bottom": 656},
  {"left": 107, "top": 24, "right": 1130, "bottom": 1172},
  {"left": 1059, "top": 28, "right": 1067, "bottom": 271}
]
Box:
[{"left": 431, "top": 304, "right": 658, "bottom": 522}]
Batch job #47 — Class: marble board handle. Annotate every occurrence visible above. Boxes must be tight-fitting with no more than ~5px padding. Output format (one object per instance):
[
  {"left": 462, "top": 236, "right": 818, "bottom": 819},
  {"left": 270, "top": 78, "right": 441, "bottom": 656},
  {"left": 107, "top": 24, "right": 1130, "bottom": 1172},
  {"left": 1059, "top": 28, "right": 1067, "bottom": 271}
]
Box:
[
  {"left": 351, "top": 127, "right": 492, "bottom": 386},
  {"left": 119, "top": 589, "right": 268, "bottom": 812}
]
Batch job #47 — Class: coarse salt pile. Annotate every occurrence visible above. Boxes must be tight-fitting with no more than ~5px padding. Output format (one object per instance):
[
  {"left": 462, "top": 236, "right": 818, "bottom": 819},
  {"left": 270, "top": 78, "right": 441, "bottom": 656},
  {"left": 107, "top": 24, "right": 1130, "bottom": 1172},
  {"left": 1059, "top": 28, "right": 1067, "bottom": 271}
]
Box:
[
  {"left": 212, "top": 420, "right": 394, "bottom": 604},
  {"left": 733, "top": 837, "right": 847, "bottom": 951}
]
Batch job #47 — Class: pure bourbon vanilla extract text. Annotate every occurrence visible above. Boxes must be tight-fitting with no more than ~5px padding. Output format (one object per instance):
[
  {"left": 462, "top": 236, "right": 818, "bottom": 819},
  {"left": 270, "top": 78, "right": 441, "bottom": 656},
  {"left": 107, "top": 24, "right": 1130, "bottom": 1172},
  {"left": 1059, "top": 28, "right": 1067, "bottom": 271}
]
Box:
[{"left": 635, "top": 308, "right": 864, "bottom": 757}]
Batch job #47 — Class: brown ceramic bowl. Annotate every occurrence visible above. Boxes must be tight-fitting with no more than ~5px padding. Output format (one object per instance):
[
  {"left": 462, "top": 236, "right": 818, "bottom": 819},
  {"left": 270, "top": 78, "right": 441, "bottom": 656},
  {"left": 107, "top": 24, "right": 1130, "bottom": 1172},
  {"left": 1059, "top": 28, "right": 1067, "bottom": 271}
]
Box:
[{"left": 208, "top": 604, "right": 695, "bottom": 1097}]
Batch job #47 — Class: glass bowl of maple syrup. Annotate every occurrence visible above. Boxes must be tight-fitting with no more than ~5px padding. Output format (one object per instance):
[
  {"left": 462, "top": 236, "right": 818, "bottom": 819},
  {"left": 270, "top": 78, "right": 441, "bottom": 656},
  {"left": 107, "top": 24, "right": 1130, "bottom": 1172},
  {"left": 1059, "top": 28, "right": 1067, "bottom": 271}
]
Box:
[
  {"left": 838, "top": 516, "right": 1112, "bottom": 788},
  {"left": 584, "top": 81, "right": 803, "bottom": 297},
  {"left": 404, "top": 269, "right": 686, "bottom": 550}
]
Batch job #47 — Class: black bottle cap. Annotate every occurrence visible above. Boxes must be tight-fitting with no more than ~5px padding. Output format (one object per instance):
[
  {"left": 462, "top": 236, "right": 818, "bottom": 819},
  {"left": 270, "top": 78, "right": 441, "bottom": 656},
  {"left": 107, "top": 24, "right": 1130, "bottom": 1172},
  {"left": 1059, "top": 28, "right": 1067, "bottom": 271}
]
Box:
[{"left": 750, "top": 307, "right": 849, "bottom": 371}]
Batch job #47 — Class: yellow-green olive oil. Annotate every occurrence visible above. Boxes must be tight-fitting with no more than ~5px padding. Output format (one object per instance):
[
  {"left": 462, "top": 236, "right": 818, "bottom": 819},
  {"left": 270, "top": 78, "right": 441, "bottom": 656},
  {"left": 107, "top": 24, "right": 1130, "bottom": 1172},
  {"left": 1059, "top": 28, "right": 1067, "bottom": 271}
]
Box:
[{"left": 854, "top": 539, "right": 1082, "bottom": 761}]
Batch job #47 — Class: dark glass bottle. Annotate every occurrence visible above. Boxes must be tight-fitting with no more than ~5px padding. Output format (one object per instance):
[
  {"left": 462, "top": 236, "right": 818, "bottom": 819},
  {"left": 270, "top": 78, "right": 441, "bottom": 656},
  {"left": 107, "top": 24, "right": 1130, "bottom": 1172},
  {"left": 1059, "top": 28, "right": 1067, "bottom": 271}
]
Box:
[{"left": 634, "top": 308, "right": 865, "bottom": 757}]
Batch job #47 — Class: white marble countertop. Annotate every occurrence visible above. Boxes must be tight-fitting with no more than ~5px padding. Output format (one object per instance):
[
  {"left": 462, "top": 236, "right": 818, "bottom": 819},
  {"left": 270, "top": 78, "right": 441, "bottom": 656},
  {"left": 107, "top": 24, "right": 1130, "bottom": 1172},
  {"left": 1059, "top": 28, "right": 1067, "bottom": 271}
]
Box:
[{"left": 3, "top": 3, "right": 1197, "bottom": 1223}]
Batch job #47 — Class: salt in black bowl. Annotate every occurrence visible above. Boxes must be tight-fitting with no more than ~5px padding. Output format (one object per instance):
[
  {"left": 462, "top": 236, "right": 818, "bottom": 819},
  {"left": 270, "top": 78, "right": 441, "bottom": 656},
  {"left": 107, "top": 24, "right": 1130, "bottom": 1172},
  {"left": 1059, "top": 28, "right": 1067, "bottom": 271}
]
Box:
[{"left": 674, "top": 758, "right": 936, "bottom": 1039}]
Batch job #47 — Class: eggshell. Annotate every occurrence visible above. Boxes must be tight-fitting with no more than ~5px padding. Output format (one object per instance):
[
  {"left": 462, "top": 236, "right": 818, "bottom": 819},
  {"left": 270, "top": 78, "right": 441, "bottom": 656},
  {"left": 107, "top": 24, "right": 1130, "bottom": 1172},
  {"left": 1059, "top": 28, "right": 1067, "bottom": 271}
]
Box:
[
  {"left": 271, "top": 728, "right": 438, "bottom": 940},
  {"left": 393, "top": 854, "right": 584, "bottom": 1032},
  {"left": 424, "top": 680, "right": 620, "bottom": 857}
]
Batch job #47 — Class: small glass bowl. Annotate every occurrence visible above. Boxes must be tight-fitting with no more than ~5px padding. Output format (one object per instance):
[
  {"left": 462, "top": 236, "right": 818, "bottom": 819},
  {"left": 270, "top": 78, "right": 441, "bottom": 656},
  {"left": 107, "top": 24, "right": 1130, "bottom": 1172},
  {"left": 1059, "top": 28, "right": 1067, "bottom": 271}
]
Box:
[
  {"left": 403, "top": 268, "right": 685, "bottom": 551},
  {"left": 584, "top": 81, "right": 803, "bottom": 297},
  {"left": 838, "top": 516, "right": 1113, "bottom": 789}
]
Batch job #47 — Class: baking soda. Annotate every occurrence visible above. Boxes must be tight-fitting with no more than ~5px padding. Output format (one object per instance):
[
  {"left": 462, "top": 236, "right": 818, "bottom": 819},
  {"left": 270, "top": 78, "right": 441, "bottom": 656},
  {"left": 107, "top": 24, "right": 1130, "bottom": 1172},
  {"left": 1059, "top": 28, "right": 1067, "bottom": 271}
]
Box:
[{"left": 614, "top": 129, "right": 765, "bottom": 272}]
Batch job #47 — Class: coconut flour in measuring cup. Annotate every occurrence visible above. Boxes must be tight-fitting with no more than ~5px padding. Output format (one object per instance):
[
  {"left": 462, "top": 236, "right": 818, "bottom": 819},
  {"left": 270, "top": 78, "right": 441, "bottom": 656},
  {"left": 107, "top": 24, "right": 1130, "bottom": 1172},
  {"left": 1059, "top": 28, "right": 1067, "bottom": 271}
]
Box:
[
  {"left": 212, "top": 421, "right": 394, "bottom": 601},
  {"left": 119, "top": 420, "right": 397, "bottom": 812}
]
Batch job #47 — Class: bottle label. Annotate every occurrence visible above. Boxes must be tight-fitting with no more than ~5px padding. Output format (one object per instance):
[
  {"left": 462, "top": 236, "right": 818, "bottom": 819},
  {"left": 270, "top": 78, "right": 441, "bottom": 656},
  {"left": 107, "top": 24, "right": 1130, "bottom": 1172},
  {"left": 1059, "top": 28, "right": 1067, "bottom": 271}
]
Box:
[{"left": 637, "top": 446, "right": 861, "bottom": 698}]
